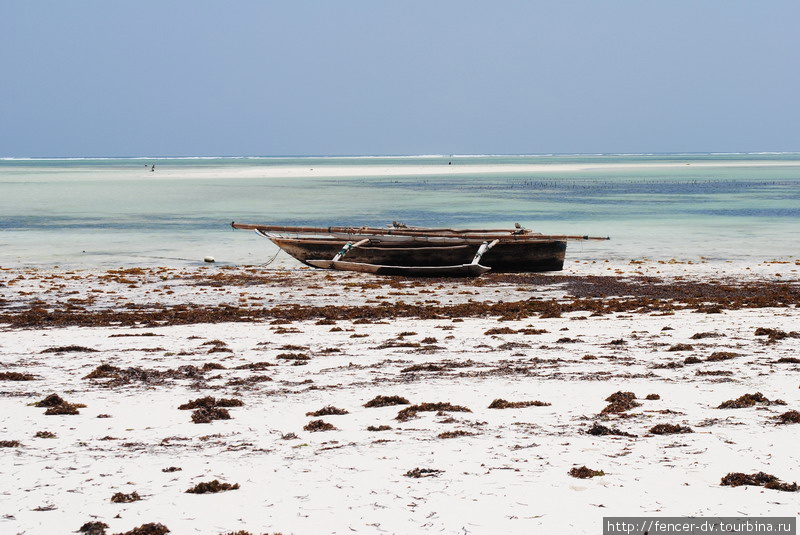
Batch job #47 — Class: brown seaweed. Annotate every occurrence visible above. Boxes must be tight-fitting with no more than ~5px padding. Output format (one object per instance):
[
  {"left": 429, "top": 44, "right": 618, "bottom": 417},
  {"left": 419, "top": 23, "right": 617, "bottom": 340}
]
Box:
[
  {"left": 707, "top": 351, "right": 739, "bottom": 362},
  {"left": 79, "top": 522, "right": 109, "bottom": 535},
  {"left": 776, "top": 410, "right": 800, "bottom": 424},
  {"left": 34, "top": 393, "right": 66, "bottom": 407},
  {"left": 437, "top": 430, "right": 475, "bottom": 439},
  {"left": 569, "top": 466, "right": 605, "bottom": 479},
  {"left": 404, "top": 468, "right": 443, "bottom": 478},
  {"left": 649, "top": 423, "right": 693, "bottom": 435},
  {"left": 0, "top": 371, "right": 37, "bottom": 381},
  {"left": 586, "top": 422, "right": 636, "bottom": 437},
  {"left": 41, "top": 345, "right": 98, "bottom": 353},
  {"left": 112, "top": 523, "right": 170, "bottom": 535},
  {"left": 111, "top": 491, "right": 142, "bottom": 503},
  {"left": 7, "top": 274, "right": 800, "bottom": 330},
  {"left": 191, "top": 407, "right": 231, "bottom": 424},
  {"left": 305, "top": 406, "right": 348, "bottom": 417},
  {"left": 178, "top": 396, "right": 243, "bottom": 410},
  {"left": 721, "top": 472, "right": 798, "bottom": 492},
  {"left": 396, "top": 402, "right": 471, "bottom": 422},
  {"left": 364, "top": 395, "right": 410, "bottom": 408},
  {"left": 488, "top": 399, "right": 551, "bottom": 409},
  {"left": 717, "top": 392, "right": 786, "bottom": 409},
  {"left": 185, "top": 480, "right": 240, "bottom": 494},
  {"left": 303, "top": 419, "right": 336, "bottom": 432}
]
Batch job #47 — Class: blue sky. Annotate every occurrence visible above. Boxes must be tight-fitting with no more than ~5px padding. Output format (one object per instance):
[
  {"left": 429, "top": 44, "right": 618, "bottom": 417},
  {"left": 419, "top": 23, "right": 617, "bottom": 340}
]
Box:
[{"left": 1, "top": 1, "right": 798, "bottom": 157}]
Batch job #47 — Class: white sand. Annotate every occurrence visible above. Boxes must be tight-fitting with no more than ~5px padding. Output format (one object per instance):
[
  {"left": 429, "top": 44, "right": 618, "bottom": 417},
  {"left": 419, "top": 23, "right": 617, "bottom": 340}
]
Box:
[
  {"left": 1, "top": 264, "right": 799, "bottom": 534},
  {"left": 135, "top": 160, "right": 800, "bottom": 181}
]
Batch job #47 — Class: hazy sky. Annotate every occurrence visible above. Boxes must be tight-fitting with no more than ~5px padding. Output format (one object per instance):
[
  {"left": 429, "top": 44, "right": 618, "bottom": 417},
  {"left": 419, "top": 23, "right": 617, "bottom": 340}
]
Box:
[{"left": 2, "top": 1, "right": 799, "bottom": 157}]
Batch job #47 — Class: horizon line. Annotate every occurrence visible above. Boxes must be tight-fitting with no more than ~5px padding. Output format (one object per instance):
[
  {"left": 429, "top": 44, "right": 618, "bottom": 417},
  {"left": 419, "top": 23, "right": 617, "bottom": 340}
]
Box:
[{"left": 3, "top": 151, "right": 800, "bottom": 161}]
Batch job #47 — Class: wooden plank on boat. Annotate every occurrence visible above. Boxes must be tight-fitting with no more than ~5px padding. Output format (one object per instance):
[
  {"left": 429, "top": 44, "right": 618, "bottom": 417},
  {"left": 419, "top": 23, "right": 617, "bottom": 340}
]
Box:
[
  {"left": 235, "top": 222, "right": 522, "bottom": 235},
  {"left": 234, "top": 222, "right": 609, "bottom": 241},
  {"left": 306, "top": 260, "right": 491, "bottom": 277}
]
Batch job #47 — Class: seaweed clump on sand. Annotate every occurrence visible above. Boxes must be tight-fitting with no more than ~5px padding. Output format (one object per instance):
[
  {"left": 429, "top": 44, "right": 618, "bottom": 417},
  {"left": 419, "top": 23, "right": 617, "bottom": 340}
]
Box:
[
  {"left": 41, "top": 345, "right": 98, "bottom": 353},
  {"left": 401, "top": 363, "right": 444, "bottom": 373},
  {"left": 83, "top": 363, "right": 208, "bottom": 386},
  {"left": 404, "top": 468, "right": 443, "bottom": 478},
  {"left": 364, "top": 395, "right": 410, "bottom": 408},
  {"left": 437, "top": 430, "right": 475, "bottom": 439},
  {"left": 606, "top": 391, "right": 636, "bottom": 403},
  {"left": 78, "top": 521, "right": 109, "bottom": 535},
  {"left": 191, "top": 407, "right": 231, "bottom": 424},
  {"left": 649, "top": 424, "right": 693, "bottom": 435},
  {"left": 303, "top": 419, "right": 336, "bottom": 432},
  {"left": 586, "top": 422, "right": 636, "bottom": 438},
  {"left": 601, "top": 391, "right": 641, "bottom": 414},
  {"left": 111, "top": 491, "right": 142, "bottom": 503},
  {"left": 185, "top": 480, "right": 240, "bottom": 494},
  {"left": 484, "top": 327, "right": 516, "bottom": 336},
  {"left": 569, "top": 466, "right": 605, "bottom": 479},
  {"left": 179, "top": 396, "right": 242, "bottom": 424},
  {"left": 34, "top": 431, "right": 56, "bottom": 438},
  {"left": 721, "top": 472, "right": 798, "bottom": 492},
  {"left": 396, "top": 402, "right": 471, "bottom": 422},
  {"left": 776, "top": 410, "right": 800, "bottom": 424},
  {"left": 0, "top": 371, "right": 37, "bottom": 381},
  {"left": 112, "top": 522, "right": 170, "bottom": 535},
  {"left": 707, "top": 351, "right": 739, "bottom": 362},
  {"left": 305, "top": 406, "right": 348, "bottom": 417},
  {"left": 6, "top": 276, "right": 800, "bottom": 328},
  {"left": 367, "top": 425, "right": 392, "bottom": 431},
  {"left": 234, "top": 361, "right": 275, "bottom": 370},
  {"left": 84, "top": 364, "right": 124, "bottom": 379},
  {"left": 645, "top": 394, "right": 661, "bottom": 400},
  {"left": 667, "top": 344, "right": 694, "bottom": 352},
  {"left": 275, "top": 352, "right": 310, "bottom": 361},
  {"left": 754, "top": 327, "right": 800, "bottom": 343},
  {"left": 717, "top": 392, "right": 786, "bottom": 409},
  {"left": 488, "top": 399, "right": 551, "bottom": 409},
  {"left": 690, "top": 332, "right": 721, "bottom": 339},
  {"left": 0, "top": 440, "right": 22, "bottom": 447},
  {"left": 178, "top": 396, "right": 243, "bottom": 410},
  {"left": 34, "top": 393, "right": 66, "bottom": 407},
  {"left": 34, "top": 393, "right": 86, "bottom": 415}
]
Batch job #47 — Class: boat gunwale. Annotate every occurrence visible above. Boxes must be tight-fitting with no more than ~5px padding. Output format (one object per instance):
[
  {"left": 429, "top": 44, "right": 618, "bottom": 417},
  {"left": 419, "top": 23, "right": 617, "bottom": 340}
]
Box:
[{"left": 270, "top": 237, "right": 476, "bottom": 251}]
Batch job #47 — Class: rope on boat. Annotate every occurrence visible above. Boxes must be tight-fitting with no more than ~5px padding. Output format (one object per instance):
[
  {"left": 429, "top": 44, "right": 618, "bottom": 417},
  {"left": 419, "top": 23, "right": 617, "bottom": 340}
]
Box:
[{"left": 261, "top": 246, "right": 282, "bottom": 267}]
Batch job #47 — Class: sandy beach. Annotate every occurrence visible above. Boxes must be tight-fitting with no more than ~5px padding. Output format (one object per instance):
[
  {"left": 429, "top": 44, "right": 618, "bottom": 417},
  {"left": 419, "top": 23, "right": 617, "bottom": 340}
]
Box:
[
  {"left": 1, "top": 259, "right": 799, "bottom": 534},
  {"left": 92, "top": 159, "right": 800, "bottom": 181},
  {"left": 5, "top": 0, "right": 800, "bottom": 532}
]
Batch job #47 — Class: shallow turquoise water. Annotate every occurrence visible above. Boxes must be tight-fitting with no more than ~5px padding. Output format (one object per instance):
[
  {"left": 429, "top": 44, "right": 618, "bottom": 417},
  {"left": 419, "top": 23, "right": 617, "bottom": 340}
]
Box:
[{"left": 1, "top": 154, "right": 799, "bottom": 268}]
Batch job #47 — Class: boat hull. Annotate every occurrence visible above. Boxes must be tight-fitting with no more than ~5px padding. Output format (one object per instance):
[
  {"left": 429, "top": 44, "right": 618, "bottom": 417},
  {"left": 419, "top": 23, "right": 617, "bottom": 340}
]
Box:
[
  {"left": 308, "top": 260, "right": 492, "bottom": 277},
  {"left": 271, "top": 237, "right": 566, "bottom": 273}
]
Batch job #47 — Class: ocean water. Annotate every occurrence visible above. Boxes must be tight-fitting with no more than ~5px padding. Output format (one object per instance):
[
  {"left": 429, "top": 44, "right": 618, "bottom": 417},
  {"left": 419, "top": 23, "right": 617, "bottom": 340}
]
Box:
[{"left": 1, "top": 154, "right": 799, "bottom": 269}]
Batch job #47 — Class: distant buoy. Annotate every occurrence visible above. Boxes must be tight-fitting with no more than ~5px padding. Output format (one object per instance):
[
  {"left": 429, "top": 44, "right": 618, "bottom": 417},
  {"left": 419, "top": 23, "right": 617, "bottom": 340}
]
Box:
[{"left": 204, "top": 256, "right": 215, "bottom": 263}]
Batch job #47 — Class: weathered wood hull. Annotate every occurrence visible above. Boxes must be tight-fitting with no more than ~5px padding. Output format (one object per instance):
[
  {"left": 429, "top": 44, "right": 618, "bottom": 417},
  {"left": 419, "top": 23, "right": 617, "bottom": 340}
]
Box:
[{"left": 271, "top": 237, "right": 566, "bottom": 273}]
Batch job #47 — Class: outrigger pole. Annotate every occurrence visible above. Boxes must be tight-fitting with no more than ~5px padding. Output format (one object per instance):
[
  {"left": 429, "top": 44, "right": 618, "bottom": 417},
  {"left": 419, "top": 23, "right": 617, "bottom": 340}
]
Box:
[{"left": 230, "top": 222, "right": 610, "bottom": 241}]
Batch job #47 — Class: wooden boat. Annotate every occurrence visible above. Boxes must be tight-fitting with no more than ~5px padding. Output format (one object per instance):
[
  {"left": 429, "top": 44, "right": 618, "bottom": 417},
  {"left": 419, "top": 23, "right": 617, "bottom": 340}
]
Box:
[{"left": 231, "top": 222, "right": 608, "bottom": 277}]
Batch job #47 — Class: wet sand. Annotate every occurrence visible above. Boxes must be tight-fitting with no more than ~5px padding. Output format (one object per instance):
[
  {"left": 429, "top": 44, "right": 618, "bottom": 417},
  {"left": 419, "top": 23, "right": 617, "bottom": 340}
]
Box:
[{"left": 1, "top": 261, "right": 799, "bottom": 534}]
